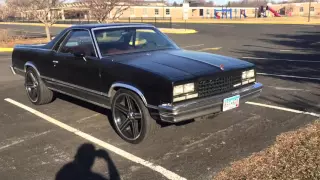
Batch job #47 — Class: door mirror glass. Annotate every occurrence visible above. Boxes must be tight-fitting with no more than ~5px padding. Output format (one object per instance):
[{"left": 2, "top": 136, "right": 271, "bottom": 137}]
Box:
[{"left": 73, "top": 50, "right": 85, "bottom": 57}]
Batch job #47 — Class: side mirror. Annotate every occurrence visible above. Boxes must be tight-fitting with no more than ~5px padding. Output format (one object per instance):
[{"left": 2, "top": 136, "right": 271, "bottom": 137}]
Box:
[{"left": 73, "top": 50, "right": 85, "bottom": 58}]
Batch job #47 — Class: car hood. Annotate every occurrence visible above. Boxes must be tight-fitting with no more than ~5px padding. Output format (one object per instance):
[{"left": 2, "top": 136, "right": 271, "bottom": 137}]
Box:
[{"left": 113, "top": 49, "right": 254, "bottom": 81}]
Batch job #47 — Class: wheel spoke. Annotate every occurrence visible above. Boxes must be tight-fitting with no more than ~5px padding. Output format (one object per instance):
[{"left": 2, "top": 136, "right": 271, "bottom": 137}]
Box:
[
  {"left": 115, "top": 104, "right": 129, "bottom": 116},
  {"left": 133, "top": 113, "right": 142, "bottom": 119},
  {"left": 132, "top": 119, "right": 139, "bottom": 138},
  {"left": 125, "top": 95, "right": 133, "bottom": 112},
  {"left": 119, "top": 118, "right": 131, "bottom": 131},
  {"left": 29, "top": 73, "right": 37, "bottom": 83},
  {"left": 26, "top": 83, "right": 36, "bottom": 88}
]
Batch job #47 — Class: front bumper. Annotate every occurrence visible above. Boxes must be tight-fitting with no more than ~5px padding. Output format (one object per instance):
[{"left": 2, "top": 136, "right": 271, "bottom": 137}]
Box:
[{"left": 158, "top": 82, "right": 263, "bottom": 123}]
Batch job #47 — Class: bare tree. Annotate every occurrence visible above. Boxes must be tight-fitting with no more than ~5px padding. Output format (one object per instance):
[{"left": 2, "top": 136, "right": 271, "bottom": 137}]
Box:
[
  {"left": 7, "top": 0, "right": 64, "bottom": 41},
  {"left": 228, "top": 0, "right": 269, "bottom": 7},
  {"left": 80, "top": 0, "right": 132, "bottom": 23},
  {"left": 0, "top": 4, "right": 16, "bottom": 20}
]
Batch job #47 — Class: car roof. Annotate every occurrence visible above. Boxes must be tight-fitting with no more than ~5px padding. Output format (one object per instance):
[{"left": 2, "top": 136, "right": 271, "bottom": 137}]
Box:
[{"left": 70, "top": 23, "right": 155, "bottom": 30}]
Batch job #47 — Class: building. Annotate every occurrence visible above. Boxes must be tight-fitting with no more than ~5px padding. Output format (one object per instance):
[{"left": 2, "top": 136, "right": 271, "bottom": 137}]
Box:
[
  {"left": 19, "top": 1, "right": 320, "bottom": 21},
  {"left": 271, "top": 2, "right": 320, "bottom": 16}
]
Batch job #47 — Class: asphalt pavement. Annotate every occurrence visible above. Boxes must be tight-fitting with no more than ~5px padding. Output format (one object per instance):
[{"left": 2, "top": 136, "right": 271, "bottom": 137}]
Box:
[{"left": 0, "top": 23, "right": 319, "bottom": 180}]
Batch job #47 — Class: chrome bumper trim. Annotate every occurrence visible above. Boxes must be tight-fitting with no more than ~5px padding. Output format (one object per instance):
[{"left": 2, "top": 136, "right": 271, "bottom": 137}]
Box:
[
  {"left": 10, "top": 66, "right": 16, "bottom": 75},
  {"left": 158, "top": 82, "right": 263, "bottom": 123}
]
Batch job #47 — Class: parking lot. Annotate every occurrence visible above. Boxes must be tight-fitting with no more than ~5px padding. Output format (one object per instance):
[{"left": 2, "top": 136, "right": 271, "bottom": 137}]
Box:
[{"left": 0, "top": 23, "right": 319, "bottom": 180}]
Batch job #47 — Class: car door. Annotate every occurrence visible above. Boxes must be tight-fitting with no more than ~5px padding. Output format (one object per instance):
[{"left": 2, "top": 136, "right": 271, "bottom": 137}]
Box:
[{"left": 52, "top": 29, "right": 102, "bottom": 95}]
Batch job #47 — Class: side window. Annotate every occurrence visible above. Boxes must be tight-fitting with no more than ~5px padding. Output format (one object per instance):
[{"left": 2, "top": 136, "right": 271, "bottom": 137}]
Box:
[
  {"left": 59, "top": 30, "right": 96, "bottom": 57},
  {"left": 133, "top": 29, "right": 167, "bottom": 48},
  {"left": 95, "top": 29, "right": 127, "bottom": 43}
]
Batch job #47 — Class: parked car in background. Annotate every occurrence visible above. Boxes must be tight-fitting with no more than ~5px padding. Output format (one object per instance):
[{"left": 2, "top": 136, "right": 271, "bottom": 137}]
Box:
[{"left": 10, "top": 23, "right": 263, "bottom": 143}]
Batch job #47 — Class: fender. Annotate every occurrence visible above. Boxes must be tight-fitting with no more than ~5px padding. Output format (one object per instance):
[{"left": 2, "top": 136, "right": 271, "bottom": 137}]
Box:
[
  {"left": 107, "top": 82, "right": 157, "bottom": 109},
  {"left": 24, "top": 61, "right": 41, "bottom": 77}
]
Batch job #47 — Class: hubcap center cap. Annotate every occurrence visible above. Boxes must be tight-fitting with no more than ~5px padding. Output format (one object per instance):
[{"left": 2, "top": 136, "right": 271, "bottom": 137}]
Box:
[{"left": 128, "top": 112, "right": 134, "bottom": 119}]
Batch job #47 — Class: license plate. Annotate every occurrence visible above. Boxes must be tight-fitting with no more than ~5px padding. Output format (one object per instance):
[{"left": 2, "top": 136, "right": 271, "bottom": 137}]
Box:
[{"left": 223, "top": 95, "right": 240, "bottom": 111}]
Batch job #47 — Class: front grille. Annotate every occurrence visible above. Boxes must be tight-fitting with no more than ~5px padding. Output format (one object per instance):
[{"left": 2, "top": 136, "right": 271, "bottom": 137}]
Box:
[{"left": 198, "top": 74, "right": 242, "bottom": 98}]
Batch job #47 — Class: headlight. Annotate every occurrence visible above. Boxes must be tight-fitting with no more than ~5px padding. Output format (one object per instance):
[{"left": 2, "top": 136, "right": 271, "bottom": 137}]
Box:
[
  {"left": 173, "top": 85, "right": 184, "bottom": 96},
  {"left": 173, "top": 83, "right": 195, "bottom": 96},
  {"left": 247, "top": 69, "right": 255, "bottom": 78},
  {"left": 173, "top": 83, "right": 197, "bottom": 102},
  {"left": 184, "top": 83, "right": 194, "bottom": 93},
  {"left": 242, "top": 71, "right": 247, "bottom": 79},
  {"left": 242, "top": 69, "right": 255, "bottom": 85}
]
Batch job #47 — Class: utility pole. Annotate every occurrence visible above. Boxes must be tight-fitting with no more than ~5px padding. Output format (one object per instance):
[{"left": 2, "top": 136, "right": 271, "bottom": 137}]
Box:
[{"left": 308, "top": 0, "right": 311, "bottom": 22}]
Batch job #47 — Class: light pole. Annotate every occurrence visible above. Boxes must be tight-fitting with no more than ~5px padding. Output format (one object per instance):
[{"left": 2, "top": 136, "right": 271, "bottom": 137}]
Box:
[
  {"left": 308, "top": 0, "right": 311, "bottom": 22},
  {"left": 163, "top": 0, "right": 165, "bottom": 19}
]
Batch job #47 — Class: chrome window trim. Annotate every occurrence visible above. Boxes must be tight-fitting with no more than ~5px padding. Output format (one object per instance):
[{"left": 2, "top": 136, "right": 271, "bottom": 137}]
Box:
[
  {"left": 91, "top": 29, "right": 102, "bottom": 59},
  {"left": 91, "top": 25, "right": 156, "bottom": 58},
  {"left": 51, "top": 29, "right": 72, "bottom": 51}
]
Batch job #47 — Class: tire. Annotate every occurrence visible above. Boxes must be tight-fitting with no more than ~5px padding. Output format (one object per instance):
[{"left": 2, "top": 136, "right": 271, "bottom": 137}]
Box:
[
  {"left": 111, "top": 89, "right": 157, "bottom": 144},
  {"left": 25, "top": 67, "right": 54, "bottom": 105}
]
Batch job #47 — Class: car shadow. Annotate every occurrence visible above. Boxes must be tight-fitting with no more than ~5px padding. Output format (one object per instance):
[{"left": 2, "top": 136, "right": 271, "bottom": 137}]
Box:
[
  {"left": 54, "top": 92, "right": 194, "bottom": 129},
  {"left": 55, "top": 143, "right": 120, "bottom": 180}
]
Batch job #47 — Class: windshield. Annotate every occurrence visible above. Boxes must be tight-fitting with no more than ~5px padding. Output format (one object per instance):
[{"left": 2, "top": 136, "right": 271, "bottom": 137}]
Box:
[{"left": 93, "top": 27, "right": 178, "bottom": 56}]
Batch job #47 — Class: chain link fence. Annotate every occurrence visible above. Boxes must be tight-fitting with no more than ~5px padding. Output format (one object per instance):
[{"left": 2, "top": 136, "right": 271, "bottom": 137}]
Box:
[{"left": 0, "top": 16, "right": 173, "bottom": 28}]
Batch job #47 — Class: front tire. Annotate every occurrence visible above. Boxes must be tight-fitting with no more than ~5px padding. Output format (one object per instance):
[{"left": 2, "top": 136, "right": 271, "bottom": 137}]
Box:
[
  {"left": 111, "top": 89, "right": 156, "bottom": 144},
  {"left": 25, "top": 68, "right": 54, "bottom": 105}
]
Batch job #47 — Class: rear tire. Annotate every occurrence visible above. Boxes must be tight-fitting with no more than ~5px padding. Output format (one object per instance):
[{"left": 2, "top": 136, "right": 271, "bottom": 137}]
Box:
[
  {"left": 25, "top": 67, "right": 54, "bottom": 105},
  {"left": 111, "top": 89, "right": 157, "bottom": 144}
]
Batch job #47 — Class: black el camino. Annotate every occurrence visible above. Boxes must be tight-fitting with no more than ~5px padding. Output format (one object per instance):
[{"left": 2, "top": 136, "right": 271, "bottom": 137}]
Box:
[{"left": 10, "top": 23, "right": 263, "bottom": 143}]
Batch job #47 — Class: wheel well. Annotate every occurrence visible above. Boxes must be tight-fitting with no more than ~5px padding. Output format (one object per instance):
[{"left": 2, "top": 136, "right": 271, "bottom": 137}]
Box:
[
  {"left": 24, "top": 62, "right": 40, "bottom": 77},
  {"left": 110, "top": 87, "right": 148, "bottom": 106}
]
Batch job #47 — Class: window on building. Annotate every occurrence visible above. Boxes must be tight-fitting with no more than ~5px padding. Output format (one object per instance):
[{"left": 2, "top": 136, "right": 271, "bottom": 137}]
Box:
[
  {"left": 310, "top": 7, "right": 314, "bottom": 12},
  {"left": 130, "top": 8, "right": 134, "bottom": 15},
  {"left": 155, "top": 9, "right": 159, "bottom": 15},
  {"left": 143, "top": 8, "right": 147, "bottom": 15},
  {"left": 300, "top": 7, "right": 303, "bottom": 12},
  {"left": 206, "top": 9, "right": 210, "bottom": 15},
  {"left": 199, "top": 9, "right": 204, "bottom": 16},
  {"left": 166, "top": 9, "right": 170, "bottom": 15}
]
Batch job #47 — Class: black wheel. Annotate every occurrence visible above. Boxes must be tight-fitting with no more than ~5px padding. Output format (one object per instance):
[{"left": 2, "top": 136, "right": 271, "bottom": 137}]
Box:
[
  {"left": 111, "top": 89, "right": 156, "bottom": 144},
  {"left": 25, "top": 68, "right": 54, "bottom": 105}
]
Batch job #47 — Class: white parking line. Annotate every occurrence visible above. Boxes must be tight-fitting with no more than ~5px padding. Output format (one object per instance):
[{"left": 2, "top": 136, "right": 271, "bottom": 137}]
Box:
[
  {"left": 181, "top": 44, "right": 204, "bottom": 48},
  {"left": 279, "top": 49, "right": 293, "bottom": 52},
  {"left": 257, "top": 73, "right": 320, "bottom": 81},
  {"left": 242, "top": 57, "right": 320, "bottom": 63},
  {"left": 4, "top": 98, "right": 186, "bottom": 180},
  {"left": 246, "top": 101, "right": 320, "bottom": 118},
  {"left": 198, "top": 47, "right": 222, "bottom": 51}
]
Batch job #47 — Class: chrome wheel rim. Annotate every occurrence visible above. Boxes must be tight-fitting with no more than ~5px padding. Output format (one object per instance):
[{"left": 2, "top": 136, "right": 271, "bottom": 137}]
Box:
[
  {"left": 113, "top": 94, "right": 142, "bottom": 141},
  {"left": 25, "top": 71, "right": 39, "bottom": 103}
]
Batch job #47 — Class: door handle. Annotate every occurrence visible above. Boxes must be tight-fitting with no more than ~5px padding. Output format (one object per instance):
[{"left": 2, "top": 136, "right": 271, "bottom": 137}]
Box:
[{"left": 53, "top": 60, "right": 59, "bottom": 67}]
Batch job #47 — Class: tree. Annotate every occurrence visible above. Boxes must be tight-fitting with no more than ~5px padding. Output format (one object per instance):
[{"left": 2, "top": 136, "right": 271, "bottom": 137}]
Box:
[
  {"left": 173, "top": 1, "right": 178, "bottom": 6},
  {"left": 80, "top": 0, "right": 132, "bottom": 23},
  {"left": 6, "top": 0, "right": 64, "bottom": 41},
  {"left": 0, "top": 4, "right": 16, "bottom": 20}
]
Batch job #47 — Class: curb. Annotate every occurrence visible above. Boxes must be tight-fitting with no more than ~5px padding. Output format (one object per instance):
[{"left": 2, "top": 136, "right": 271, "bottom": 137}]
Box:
[
  {"left": 0, "top": 48, "right": 13, "bottom": 52},
  {"left": 0, "top": 22, "right": 198, "bottom": 34}
]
